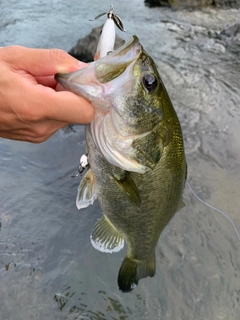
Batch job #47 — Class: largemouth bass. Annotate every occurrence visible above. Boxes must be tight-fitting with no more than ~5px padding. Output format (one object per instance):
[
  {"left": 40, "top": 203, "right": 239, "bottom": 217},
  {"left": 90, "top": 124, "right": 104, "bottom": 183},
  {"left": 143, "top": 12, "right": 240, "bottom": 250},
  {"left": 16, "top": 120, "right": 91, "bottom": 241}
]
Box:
[{"left": 55, "top": 36, "right": 187, "bottom": 292}]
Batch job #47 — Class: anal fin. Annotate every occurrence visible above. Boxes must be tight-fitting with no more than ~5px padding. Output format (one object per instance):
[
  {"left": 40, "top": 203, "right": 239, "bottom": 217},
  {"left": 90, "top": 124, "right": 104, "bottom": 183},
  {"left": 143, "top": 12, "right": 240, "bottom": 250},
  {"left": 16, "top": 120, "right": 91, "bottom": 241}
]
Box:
[{"left": 90, "top": 215, "right": 124, "bottom": 253}]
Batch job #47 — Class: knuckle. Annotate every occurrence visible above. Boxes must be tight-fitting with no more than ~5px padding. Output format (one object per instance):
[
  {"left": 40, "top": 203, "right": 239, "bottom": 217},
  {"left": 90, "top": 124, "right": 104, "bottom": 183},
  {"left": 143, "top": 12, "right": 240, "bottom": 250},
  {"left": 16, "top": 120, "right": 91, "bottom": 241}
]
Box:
[
  {"left": 48, "top": 48, "right": 68, "bottom": 63},
  {"left": 18, "top": 106, "right": 42, "bottom": 123},
  {"left": 33, "top": 123, "right": 59, "bottom": 142},
  {"left": 26, "top": 135, "right": 46, "bottom": 144},
  {"left": 20, "top": 126, "right": 51, "bottom": 144},
  {"left": 26, "top": 127, "right": 51, "bottom": 143},
  {"left": 34, "top": 125, "right": 50, "bottom": 138},
  {"left": 31, "top": 136, "right": 49, "bottom": 143}
]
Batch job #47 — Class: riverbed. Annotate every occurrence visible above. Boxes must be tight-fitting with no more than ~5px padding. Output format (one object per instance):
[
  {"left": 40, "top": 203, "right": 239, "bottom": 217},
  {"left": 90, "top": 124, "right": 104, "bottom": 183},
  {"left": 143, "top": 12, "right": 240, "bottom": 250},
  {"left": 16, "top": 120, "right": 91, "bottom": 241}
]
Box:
[{"left": 0, "top": 1, "right": 240, "bottom": 319}]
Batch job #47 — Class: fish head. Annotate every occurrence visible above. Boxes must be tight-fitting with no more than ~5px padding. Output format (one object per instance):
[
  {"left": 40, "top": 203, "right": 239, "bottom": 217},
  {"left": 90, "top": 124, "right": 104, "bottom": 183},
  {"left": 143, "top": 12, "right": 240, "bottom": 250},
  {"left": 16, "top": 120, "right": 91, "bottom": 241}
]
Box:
[
  {"left": 55, "top": 36, "right": 170, "bottom": 172},
  {"left": 56, "top": 36, "right": 163, "bottom": 135},
  {"left": 106, "top": 37, "right": 165, "bottom": 137}
]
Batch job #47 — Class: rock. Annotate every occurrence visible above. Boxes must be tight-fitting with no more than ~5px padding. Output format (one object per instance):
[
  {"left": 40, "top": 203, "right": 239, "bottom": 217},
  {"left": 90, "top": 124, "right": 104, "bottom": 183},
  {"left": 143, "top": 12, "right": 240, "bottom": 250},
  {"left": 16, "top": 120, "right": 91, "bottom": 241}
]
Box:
[
  {"left": 144, "top": 0, "right": 240, "bottom": 8},
  {"left": 217, "top": 23, "right": 240, "bottom": 54},
  {"left": 170, "top": 0, "right": 212, "bottom": 9},
  {"left": 145, "top": 0, "right": 170, "bottom": 6},
  {"left": 68, "top": 25, "right": 124, "bottom": 63},
  {"left": 220, "top": 23, "right": 240, "bottom": 38}
]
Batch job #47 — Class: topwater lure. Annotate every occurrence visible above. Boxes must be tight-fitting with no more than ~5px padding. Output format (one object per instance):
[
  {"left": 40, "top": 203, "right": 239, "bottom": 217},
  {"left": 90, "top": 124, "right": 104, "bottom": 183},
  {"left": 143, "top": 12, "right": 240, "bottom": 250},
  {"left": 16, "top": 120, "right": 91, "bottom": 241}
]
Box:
[{"left": 90, "top": 4, "right": 126, "bottom": 60}]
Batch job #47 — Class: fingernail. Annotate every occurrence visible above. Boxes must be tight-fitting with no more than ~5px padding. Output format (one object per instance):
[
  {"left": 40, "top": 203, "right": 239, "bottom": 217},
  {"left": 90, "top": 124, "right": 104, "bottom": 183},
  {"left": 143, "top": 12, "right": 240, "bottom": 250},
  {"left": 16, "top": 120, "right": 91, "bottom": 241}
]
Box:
[
  {"left": 56, "top": 65, "right": 72, "bottom": 73},
  {"left": 56, "top": 61, "right": 88, "bottom": 74}
]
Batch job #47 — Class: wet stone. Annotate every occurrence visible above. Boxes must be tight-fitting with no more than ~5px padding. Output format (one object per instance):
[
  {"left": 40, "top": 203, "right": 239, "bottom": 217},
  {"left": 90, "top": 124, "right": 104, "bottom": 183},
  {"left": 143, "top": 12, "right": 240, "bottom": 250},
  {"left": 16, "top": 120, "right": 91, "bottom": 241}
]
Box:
[{"left": 145, "top": 0, "right": 240, "bottom": 8}]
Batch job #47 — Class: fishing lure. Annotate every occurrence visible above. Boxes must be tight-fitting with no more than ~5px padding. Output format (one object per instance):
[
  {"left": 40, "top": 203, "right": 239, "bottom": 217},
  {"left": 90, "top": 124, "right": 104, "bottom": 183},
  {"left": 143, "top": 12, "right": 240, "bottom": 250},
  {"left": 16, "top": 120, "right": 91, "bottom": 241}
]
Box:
[
  {"left": 90, "top": 4, "right": 126, "bottom": 60},
  {"left": 71, "top": 154, "right": 88, "bottom": 178}
]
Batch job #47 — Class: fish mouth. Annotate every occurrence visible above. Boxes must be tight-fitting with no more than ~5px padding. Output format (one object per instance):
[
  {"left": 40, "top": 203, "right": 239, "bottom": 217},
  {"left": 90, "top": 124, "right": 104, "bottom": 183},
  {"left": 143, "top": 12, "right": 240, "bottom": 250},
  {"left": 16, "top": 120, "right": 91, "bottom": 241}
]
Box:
[
  {"left": 54, "top": 35, "right": 142, "bottom": 101},
  {"left": 94, "top": 35, "right": 141, "bottom": 83}
]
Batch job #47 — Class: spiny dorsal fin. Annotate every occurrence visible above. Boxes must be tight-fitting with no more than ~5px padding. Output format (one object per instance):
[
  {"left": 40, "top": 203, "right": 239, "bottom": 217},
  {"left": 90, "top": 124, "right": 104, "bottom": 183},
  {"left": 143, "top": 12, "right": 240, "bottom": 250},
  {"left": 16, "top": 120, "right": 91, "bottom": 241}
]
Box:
[
  {"left": 90, "top": 215, "right": 124, "bottom": 253},
  {"left": 76, "top": 168, "right": 97, "bottom": 209}
]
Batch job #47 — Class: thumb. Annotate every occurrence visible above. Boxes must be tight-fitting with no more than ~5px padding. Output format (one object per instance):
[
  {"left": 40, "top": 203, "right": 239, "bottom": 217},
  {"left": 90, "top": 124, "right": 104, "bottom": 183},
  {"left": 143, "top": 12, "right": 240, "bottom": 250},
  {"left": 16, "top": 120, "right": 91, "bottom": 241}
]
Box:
[{"left": 5, "top": 45, "right": 87, "bottom": 76}]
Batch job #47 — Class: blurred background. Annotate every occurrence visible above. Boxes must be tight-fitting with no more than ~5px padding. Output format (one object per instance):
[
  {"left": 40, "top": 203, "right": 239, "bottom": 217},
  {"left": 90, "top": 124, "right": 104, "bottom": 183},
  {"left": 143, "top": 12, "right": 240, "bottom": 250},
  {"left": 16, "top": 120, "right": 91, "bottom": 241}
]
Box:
[{"left": 0, "top": 1, "right": 240, "bottom": 319}]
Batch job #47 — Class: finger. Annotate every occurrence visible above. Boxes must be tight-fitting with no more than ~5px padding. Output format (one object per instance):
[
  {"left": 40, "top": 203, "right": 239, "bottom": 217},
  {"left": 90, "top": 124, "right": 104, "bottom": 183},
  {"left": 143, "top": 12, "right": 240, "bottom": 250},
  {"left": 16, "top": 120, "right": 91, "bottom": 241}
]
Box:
[
  {"left": 34, "top": 77, "right": 67, "bottom": 91},
  {"left": 55, "top": 83, "right": 68, "bottom": 92},
  {"left": 0, "top": 130, "right": 52, "bottom": 143},
  {"left": 24, "top": 75, "right": 66, "bottom": 90},
  {"left": 4, "top": 72, "right": 94, "bottom": 126},
  {"left": 4, "top": 45, "right": 88, "bottom": 76},
  {"left": 39, "top": 88, "right": 95, "bottom": 124},
  {"left": 0, "top": 120, "right": 68, "bottom": 143},
  {"left": 35, "top": 76, "right": 57, "bottom": 88}
]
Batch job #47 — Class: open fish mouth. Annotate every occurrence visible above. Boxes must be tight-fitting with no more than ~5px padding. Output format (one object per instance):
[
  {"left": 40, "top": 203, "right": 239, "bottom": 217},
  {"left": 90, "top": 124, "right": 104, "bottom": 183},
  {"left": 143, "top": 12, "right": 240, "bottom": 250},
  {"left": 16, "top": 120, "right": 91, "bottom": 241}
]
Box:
[
  {"left": 54, "top": 35, "right": 141, "bottom": 99},
  {"left": 93, "top": 35, "right": 141, "bottom": 83}
]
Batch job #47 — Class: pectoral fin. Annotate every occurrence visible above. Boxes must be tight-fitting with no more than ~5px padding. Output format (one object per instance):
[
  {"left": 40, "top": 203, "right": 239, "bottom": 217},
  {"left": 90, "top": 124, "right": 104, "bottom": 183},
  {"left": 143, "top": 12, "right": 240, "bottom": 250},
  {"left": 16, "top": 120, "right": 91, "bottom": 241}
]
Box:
[
  {"left": 112, "top": 168, "right": 141, "bottom": 208},
  {"left": 76, "top": 168, "right": 97, "bottom": 209},
  {"left": 90, "top": 215, "right": 124, "bottom": 253}
]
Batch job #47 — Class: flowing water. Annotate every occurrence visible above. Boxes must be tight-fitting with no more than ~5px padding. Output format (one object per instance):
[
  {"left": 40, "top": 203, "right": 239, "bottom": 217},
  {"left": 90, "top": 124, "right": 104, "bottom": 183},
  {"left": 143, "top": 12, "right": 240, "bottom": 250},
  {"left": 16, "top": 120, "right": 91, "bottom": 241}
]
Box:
[{"left": 0, "top": 1, "right": 240, "bottom": 319}]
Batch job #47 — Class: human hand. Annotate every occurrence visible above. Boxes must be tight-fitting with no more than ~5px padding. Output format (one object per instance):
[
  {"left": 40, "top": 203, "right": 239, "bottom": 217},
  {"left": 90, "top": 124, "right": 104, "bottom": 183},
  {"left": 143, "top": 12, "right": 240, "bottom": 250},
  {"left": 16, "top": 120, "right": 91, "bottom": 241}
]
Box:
[{"left": 0, "top": 46, "right": 94, "bottom": 143}]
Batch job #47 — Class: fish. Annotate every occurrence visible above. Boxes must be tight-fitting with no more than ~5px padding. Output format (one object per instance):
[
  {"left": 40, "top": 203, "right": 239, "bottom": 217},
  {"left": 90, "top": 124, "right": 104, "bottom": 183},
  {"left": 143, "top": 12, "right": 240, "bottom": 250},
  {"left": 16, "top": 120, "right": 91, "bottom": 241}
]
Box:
[{"left": 55, "top": 35, "right": 187, "bottom": 292}]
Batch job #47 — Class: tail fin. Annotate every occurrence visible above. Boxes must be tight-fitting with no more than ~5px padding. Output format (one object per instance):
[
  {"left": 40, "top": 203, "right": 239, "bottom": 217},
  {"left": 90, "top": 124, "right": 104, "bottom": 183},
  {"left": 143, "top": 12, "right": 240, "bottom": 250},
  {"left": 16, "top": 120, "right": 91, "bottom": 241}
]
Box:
[{"left": 117, "top": 254, "right": 155, "bottom": 292}]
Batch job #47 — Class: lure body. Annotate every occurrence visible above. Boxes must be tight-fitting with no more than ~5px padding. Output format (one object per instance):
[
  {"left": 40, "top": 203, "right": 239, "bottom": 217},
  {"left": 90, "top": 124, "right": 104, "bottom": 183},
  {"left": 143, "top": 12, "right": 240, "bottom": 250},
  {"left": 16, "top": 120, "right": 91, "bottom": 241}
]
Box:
[
  {"left": 94, "top": 18, "right": 115, "bottom": 60},
  {"left": 93, "top": 4, "right": 126, "bottom": 60}
]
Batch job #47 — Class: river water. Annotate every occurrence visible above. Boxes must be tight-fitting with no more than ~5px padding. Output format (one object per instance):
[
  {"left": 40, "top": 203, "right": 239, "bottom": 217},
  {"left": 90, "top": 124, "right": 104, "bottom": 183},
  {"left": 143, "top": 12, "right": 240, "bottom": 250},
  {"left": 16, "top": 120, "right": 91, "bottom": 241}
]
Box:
[{"left": 0, "top": 1, "right": 240, "bottom": 319}]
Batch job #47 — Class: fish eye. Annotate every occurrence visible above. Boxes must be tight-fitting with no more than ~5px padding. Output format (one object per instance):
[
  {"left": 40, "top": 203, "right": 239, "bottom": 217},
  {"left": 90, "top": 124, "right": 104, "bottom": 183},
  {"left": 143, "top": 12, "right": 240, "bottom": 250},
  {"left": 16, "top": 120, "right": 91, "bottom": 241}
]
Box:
[{"left": 142, "top": 73, "right": 158, "bottom": 93}]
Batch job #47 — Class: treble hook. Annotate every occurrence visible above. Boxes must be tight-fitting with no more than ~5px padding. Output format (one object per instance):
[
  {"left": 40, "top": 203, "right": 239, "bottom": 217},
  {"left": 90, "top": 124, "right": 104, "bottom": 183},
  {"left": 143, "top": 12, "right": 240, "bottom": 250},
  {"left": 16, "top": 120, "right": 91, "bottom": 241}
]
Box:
[{"left": 71, "top": 154, "right": 89, "bottom": 178}]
